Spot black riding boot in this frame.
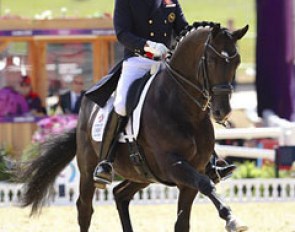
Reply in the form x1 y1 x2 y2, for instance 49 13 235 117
206 150 236 184
93 110 127 188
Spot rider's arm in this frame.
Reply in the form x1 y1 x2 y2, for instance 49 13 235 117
173 0 189 35
114 0 147 55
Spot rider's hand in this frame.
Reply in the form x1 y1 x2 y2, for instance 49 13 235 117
144 40 169 60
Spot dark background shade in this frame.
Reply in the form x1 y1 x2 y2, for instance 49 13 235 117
256 0 294 120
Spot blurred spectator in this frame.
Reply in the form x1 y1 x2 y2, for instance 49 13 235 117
226 18 237 88
226 18 235 32
19 75 46 115
0 64 29 117
57 75 85 114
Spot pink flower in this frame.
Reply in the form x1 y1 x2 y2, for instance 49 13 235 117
32 115 78 143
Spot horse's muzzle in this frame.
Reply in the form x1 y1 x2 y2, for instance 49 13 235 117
212 109 231 124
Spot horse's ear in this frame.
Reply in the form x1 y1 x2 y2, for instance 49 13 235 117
231 25 249 41
211 23 221 39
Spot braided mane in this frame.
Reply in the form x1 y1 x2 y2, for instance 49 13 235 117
169 21 230 58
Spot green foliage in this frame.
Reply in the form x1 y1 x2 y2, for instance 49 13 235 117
0 143 40 182
232 161 276 179
0 147 13 181
2 0 115 18
21 142 40 162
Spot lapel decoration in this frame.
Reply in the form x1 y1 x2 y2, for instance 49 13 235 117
168 12 176 23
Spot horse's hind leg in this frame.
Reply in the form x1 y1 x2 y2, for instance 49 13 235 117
113 180 149 232
175 187 198 232
168 160 248 232
76 144 98 232
76 174 96 232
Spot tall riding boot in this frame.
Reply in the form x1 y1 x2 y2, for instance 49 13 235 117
93 109 127 188
206 150 236 184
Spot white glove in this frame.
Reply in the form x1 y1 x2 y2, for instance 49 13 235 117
144 40 169 59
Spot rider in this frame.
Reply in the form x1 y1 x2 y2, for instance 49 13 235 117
93 0 236 187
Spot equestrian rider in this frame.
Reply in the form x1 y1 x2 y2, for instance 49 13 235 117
93 0 236 187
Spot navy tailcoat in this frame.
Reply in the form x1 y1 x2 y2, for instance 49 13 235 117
114 0 188 59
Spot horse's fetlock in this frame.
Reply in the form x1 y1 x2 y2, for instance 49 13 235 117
219 205 231 220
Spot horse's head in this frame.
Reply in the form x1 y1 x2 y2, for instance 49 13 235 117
167 22 248 124
206 24 248 123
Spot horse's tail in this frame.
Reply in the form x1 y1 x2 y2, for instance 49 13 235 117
19 128 77 215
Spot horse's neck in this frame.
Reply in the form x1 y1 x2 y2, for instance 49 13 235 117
169 30 208 81
154 69 208 126
163 31 209 122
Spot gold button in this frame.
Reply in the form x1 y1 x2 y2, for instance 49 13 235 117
148 20 153 24
150 32 154 37
164 33 167 37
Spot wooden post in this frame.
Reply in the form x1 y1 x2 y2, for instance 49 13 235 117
101 39 110 76
93 38 102 82
33 40 47 106
28 41 37 92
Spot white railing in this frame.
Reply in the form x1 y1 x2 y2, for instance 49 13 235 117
1 179 294 207
263 109 295 145
215 144 275 160
215 127 284 143
215 127 281 160
214 110 295 161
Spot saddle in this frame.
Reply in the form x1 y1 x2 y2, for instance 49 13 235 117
85 59 156 115
87 61 161 182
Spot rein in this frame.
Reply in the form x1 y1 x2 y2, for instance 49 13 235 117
165 62 211 111
165 31 237 111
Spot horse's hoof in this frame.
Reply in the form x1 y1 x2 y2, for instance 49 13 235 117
94 182 106 189
225 217 248 232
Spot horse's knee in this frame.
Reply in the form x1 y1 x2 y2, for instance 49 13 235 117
113 185 121 201
113 181 130 203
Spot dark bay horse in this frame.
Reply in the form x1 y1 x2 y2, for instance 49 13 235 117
19 23 249 232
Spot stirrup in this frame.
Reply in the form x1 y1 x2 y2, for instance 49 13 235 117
93 161 114 189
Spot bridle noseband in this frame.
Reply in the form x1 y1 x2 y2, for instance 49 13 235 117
165 31 238 111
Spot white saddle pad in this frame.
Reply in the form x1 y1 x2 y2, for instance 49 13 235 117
91 69 158 143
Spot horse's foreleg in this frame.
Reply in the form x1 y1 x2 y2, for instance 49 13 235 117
113 180 149 232
175 187 198 232
169 160 248 232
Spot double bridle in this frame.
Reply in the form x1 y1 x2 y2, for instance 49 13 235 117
165 32 238 111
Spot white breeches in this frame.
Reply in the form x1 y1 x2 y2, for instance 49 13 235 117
114 56 159 116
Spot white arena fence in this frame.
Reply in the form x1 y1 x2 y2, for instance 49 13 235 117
0 178 294 207
214 110 295 161
1 111 294 208
215 127 281 161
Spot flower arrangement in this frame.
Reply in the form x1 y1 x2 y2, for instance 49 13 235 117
32 114 78 143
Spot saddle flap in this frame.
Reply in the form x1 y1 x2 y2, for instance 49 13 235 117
91 62 161 142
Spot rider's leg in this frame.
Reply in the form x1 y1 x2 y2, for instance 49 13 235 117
93 109 128 186
206 150 236 184
93 57 158 188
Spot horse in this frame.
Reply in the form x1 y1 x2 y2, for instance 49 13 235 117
19 22 249 232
